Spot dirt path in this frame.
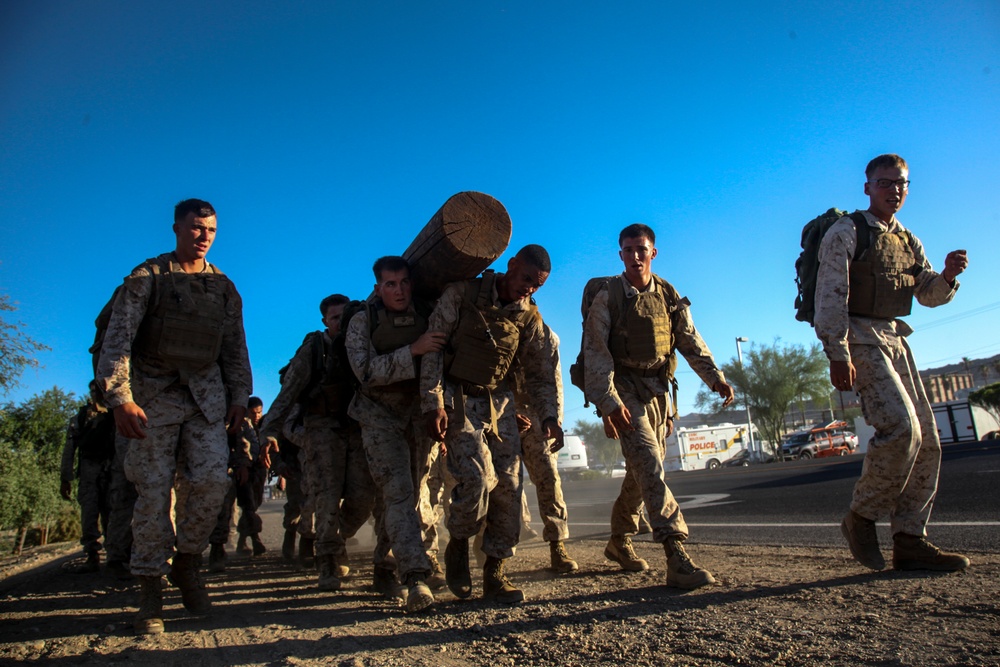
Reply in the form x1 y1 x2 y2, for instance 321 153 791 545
1 537 997 666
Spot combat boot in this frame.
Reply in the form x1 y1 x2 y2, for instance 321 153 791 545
236 535 251 556
604 534 649 572
167 552 212 615
281 528 297 562
426 553 446 590
81 550 101 573
372 566 404 599
317 555 341 592
549 540 579 574
207 544 227 573
664 538 716 589
335 553 351 579
444 537 472 599
893 533 970 572
483 556 524 604
251 535 267 556
840 510 885 570
107 559 134 581
134 575 164 635
298 536 316 569
405 573 434 613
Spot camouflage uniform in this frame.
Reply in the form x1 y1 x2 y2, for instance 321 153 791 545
210 417 264 545
346 307 433 580
420 279 560 559
60 405 114 556
815 211 957 536
95 253 252 577
259 331 374 561
419 441 449 556
512 325 569 542
584 274 725 543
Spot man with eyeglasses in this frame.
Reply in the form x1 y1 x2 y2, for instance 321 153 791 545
814 154 970 573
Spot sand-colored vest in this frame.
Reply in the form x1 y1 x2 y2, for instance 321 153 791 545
608 276 674 366
848 227 919 319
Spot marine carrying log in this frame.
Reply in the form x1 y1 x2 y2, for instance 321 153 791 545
402 191 512 301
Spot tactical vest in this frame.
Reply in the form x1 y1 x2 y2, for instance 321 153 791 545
368 300 430 392
303 332 355 419
608 275 675 367
446 271 536 391
848 226 920 319
76 405 116 462
134 258 229 378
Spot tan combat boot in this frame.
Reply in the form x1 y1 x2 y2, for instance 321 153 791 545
444 537 472 599
664 537 716 589
281 528 297 562
893 534 970 572
372 566 404 599
251 535 267 557
549 540 579 574
134 575 164 635
405 573 435 613
483 556 524 604
236 535 251 556
318 555 342 592
167 552 211 615
841 510 885 570
604 534 649 572
334 553 351 579
426 553 446 590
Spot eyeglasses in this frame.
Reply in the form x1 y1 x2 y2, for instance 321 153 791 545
872 178 910 191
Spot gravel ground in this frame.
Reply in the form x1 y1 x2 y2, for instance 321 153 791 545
0 537 997 667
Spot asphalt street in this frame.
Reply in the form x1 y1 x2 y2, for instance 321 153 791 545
259 440 1000 558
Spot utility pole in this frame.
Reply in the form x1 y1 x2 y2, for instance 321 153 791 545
735 337 757 459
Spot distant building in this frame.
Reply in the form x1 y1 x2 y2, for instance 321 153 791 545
924 373 974 403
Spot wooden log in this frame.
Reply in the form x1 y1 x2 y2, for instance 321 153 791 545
402 191 512 301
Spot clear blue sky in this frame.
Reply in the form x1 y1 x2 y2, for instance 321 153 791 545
2 1 998 425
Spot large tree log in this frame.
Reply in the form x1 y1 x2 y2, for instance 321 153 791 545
402 191 512 301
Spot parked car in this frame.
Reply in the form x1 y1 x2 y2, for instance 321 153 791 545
781 421 857 460
723 449 777 467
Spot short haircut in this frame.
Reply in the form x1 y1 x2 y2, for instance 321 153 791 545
514 244 551 272
174 198 216 222
865 154 908 178
247 396 263 409
372 256 410 282
319 294 350 316
619 223 655 247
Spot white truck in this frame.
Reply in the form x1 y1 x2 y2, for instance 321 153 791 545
664 423 750 471
555 434 589 479
854 399 1000 451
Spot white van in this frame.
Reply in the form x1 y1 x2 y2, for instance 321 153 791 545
556 434 588 479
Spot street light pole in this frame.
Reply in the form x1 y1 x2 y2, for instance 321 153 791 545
735 337 757 459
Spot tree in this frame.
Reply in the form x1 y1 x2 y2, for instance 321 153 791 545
0 294 50 397
694 340 830 457
572 419 621 476
969 382 1000 427
0 387 80 553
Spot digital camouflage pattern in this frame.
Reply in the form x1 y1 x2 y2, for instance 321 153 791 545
583 273 725 544
815 212 958 536
61 407 113 554
346 308 433 580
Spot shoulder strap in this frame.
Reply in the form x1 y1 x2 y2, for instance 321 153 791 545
848 212 872 260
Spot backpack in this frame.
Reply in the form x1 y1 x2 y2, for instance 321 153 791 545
794 209 870 325
88 256 168 409
568 276 679 415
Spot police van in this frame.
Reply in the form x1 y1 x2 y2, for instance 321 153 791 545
664 423 752 471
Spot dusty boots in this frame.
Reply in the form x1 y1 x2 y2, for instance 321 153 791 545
483 556 524 604
604 534 649 572
425 552 446 590
841 510 885 570
134 575 164 635
664 538 716 589
167 552 211 615
372 566 404 599
444 537 472 599
318 555 341 592
298 536 316 569
405 573 434 613
893 534 970 572
81 550 101 573
251 535 267 557
549 540 579 574
282 529 297 562
208 544 227 573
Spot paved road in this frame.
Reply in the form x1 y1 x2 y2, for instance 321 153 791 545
259 440 1000 557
